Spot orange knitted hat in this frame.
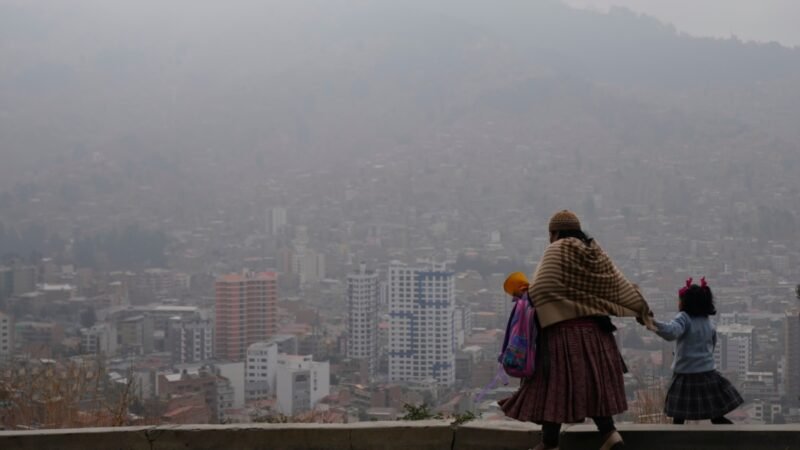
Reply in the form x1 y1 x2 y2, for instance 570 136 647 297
503 272 530 297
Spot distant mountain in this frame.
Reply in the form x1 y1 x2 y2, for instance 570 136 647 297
0 0 798 186
421 0 800 87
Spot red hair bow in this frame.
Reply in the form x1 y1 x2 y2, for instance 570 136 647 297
679 277 709 297
678 277 692 297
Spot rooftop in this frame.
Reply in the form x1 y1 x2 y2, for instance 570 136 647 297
217 271 278 283
1 421 798 450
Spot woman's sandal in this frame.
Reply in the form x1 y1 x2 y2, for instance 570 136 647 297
599 430 625 450
530 444 558 450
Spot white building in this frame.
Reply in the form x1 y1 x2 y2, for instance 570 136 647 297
742 371 779 400
166 316 213 364
745 400 782 424
453 305 473 348
216 377 236 423
269 207 288 236
270 334 299 355
293 247 326 286
347 263 379 378
0 311 12 362
215 362 245 410
276 354 330 416
715 324 754 380
246 341 279 402
388 262 456 387
80 323 118 356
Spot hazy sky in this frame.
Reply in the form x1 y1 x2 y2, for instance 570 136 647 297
564 0 800 47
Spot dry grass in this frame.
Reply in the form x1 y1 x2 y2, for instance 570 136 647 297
0 359 136 430
252 409 345 424
631 381 670 424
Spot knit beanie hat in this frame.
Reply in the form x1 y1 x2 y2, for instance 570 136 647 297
503 272 530 297
548 210 582 232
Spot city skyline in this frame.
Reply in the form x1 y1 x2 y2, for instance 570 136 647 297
1 0 799 430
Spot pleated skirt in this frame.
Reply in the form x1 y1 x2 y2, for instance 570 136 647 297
664 371 743 420
499 318 628 424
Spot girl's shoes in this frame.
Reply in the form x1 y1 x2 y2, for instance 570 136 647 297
600 430 625 450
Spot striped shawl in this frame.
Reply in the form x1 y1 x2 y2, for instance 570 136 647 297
528 237 653 328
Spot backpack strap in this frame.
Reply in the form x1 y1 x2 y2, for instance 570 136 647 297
524 290 534 308
474 364 510 404
499 299 519 358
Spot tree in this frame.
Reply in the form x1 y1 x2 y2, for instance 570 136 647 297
0 360 135 429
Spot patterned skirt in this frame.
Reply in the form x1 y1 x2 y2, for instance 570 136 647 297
664 371 744 420
499 318 628 424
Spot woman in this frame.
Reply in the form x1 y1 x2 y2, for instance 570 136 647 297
500 210 654 450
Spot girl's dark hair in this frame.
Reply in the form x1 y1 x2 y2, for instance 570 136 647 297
554 229 594 246
679 285 717 317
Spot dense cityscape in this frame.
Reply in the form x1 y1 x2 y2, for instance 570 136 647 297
1 0 800 432
1 144 798 427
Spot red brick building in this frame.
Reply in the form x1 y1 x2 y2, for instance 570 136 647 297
214 272 277 362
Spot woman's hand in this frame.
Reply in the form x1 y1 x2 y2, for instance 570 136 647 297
636 309 656 330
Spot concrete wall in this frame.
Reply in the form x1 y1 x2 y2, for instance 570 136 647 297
0 421 799 450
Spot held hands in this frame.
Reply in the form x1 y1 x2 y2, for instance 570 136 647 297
636 309 658 331
631 282 658 331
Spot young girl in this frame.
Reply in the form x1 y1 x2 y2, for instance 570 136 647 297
503 271 530 299
651 277 743 424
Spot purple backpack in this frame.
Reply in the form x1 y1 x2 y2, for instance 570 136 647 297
499 293 538 378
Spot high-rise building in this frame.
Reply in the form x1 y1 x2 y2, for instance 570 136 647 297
0 267 12 299
388 262 456 387
715 324 754 381
275 354 330 416
268 207 287 236
0 311 13 362
347 263 379 378
107 280 129 307
133 268 188 303
213 362 245 413
117 315 155 356
245 341 278 402
215 271 278 362
270 334 299 355
292 248 326 286
742 371 779 401
80 323 118 356
15 321 62 357
11 266 37 296
215 377 236 423
453 305 473 348
166 316 214 364
785 310 800 407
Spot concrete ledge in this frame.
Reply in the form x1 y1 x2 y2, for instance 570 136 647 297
562 424 800 450
349 420 454 450
0 421 454 450
0 426 153 450
1 422 799 450
454 420 540 450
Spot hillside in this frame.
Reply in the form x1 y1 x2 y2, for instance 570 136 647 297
0 0 798 221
